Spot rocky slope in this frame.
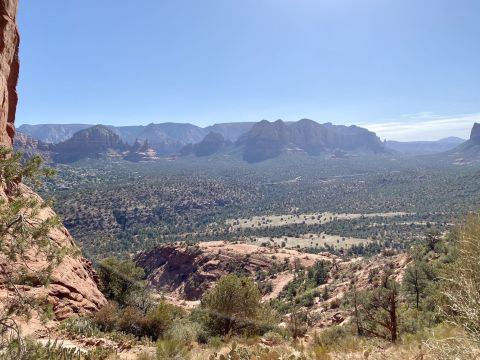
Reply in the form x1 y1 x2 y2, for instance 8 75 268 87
447 123 480 160
0 0 106 320
135 240 408 329
135 241 339 301
385 137 465 156
13 131 53 159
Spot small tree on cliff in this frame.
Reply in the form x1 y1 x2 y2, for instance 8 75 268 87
97 257 147 309
402 251 435 310
356 271 400 343
201 274 266 335
0 148 61 356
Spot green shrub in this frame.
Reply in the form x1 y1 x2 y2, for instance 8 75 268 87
92 300 181 341
201 274 276 336
142 301 178 340
312 325 361 353
135 352 156 360
262 330 284 345
93 302 119 333
164 320 201 346
60 317 99 337
314 326 349 348
156 338 189 360
97 258 146 307
117 306 144 338
1 337 115 360
208 336 223 350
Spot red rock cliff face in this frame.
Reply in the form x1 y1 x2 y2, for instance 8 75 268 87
0 0 19 148
0 0 107 319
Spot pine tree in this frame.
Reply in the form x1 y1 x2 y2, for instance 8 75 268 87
0 148 62 356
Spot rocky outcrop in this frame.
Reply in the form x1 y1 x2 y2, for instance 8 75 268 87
135 241 337 301
53 125 130 163
13 131 53 160
124 139 159 162
0 0 19 149
448 123 480 160
0 187 107 320
0 0 106 319
470 123 480 144
180 132 230 157
237 119 385 163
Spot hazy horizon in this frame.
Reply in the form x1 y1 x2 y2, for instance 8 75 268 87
16 115 473 143
16 0 479 142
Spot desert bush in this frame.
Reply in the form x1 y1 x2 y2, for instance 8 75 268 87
441 215 480 337
142 301 178 340
135 352 156 360
207 336 223 350
60 317 100 337
201 274 275 336
93 302 119 333
117 306 145 338
287 310 308 339
97 258 147 308
164 320 201 346
262 330 285 345
92 300 179 340
156 338 190 360
0 337 115 360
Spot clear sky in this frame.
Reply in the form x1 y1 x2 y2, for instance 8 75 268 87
16 0 480 141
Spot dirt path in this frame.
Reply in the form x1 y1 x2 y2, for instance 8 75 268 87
263 272 294 301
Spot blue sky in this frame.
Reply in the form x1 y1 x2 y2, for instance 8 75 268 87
16 0 480 140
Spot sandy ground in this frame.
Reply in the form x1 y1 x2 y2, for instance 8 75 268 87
226 211 412 230
250 233 369 250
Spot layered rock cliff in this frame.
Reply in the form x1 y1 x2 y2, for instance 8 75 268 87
0 0 19 148
237 119 385 163
0 0 106 319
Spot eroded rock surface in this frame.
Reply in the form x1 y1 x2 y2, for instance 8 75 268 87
0 0 19 149
0 0 106 319
135 241 338 301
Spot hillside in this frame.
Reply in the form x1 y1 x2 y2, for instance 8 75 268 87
385 137 465 155
442 123 480 165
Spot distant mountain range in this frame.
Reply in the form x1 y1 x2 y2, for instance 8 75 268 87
17 124 93 144
17 122 255 155
16 120 477 164
15 125 159 163
182 119 386 163
385 137 465 156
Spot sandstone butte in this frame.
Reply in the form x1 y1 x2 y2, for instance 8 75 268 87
0 0 107 320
